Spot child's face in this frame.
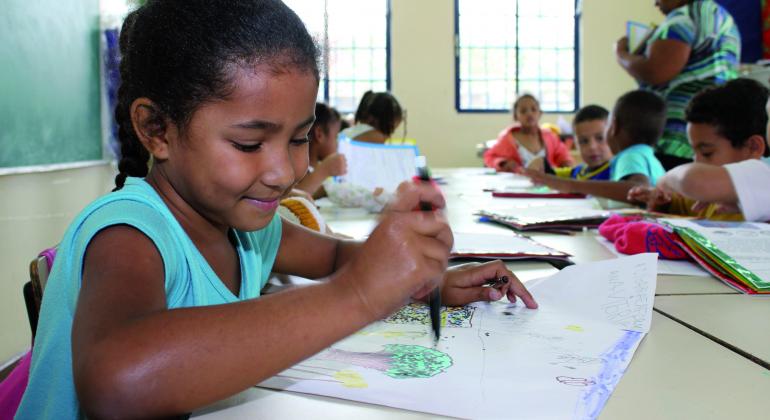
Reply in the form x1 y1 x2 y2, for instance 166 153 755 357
318 119 341 158
574 119 613 168
514 97 542 129
165 66 318 231
687 122 757 166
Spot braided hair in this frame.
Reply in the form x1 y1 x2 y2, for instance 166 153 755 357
113 0 320 190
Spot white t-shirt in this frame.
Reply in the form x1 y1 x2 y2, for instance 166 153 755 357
724 158 770 222
517 142 546 167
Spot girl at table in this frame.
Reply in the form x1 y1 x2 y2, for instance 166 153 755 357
484 94 574 172
17 1 536 418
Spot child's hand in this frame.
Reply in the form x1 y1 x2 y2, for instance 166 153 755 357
441 261 538 308
628 186 670 210
498 160 519 173
337 181 452 320
318 153 347 177
521 168 566 190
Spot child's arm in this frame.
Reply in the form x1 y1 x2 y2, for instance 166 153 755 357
627 185 672 211
294 152 347 196
655 162 737 203
483 138 518 172
73 183 536 418
524 169 649 203
72 183 450 418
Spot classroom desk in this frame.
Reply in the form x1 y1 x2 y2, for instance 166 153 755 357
194 312 770 419
195 168 768 419
654 294 770 368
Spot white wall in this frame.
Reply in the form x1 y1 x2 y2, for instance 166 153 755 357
0 164 115 361
0 0 662 363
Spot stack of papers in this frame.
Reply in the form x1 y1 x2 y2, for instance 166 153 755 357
489 185 586 199
661 219 770 294
477 206 611 233
451 231 570 261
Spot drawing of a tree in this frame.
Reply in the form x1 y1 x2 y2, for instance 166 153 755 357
320 344 453 379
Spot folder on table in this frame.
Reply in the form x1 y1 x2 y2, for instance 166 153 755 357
661 219 770 294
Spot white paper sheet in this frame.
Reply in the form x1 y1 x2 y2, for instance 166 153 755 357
596 236 711 277
452 231 570 259
661 219 770 283
336 138 419 192
259 254 658 419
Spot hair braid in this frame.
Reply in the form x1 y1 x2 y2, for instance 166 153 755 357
112 10 149 191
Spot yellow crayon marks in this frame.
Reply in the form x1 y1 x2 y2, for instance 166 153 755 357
356 330 427 339
334 370 368 388
565 325 584 333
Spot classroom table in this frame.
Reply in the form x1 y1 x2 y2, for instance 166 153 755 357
194 312 770 419
654 294 770 368
195 168 767 419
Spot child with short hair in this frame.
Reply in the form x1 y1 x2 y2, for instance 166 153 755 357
295 102 347 197
551 104 613 180
629 78 768 219
17 1 536 418
636 78 770 221
341 90 404 144
484 94 574 172
524 90 666 202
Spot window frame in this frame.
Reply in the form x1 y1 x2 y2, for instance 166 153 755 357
453 0 580 114
313 0 393 113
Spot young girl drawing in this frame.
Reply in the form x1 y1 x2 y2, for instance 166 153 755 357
484 94 574 172
17 1 536 418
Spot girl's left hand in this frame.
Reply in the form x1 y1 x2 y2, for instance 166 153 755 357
440 261 538 308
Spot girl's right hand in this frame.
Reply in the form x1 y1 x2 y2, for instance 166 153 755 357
335 181 452 320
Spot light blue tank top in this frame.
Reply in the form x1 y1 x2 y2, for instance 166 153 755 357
16 177 282 419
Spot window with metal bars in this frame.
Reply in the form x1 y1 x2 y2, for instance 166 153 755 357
283 0 391 113
455 0 578 113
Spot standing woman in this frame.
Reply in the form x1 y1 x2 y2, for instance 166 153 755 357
615 0 741 170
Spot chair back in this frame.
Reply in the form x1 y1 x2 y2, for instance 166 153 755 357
23 250 54 339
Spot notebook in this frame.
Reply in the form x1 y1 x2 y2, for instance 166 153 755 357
335 137 419 192
627 21 654 54
660 219 770 294
451 231 570 261
477 206 611 233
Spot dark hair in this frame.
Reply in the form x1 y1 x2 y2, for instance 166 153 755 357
686 78 769 156
358 91 404 137
310 102 340 142
354 91 375 124
512 94 540 114
113 0 320 190
612 90 666 146
573 104 609 125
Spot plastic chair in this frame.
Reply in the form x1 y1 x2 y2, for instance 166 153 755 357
23 252 52 339
2 248 55 417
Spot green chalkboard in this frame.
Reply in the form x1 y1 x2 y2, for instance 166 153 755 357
0 0 102 168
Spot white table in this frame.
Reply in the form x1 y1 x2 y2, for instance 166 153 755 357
654 294 770 368
196 168 768 419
